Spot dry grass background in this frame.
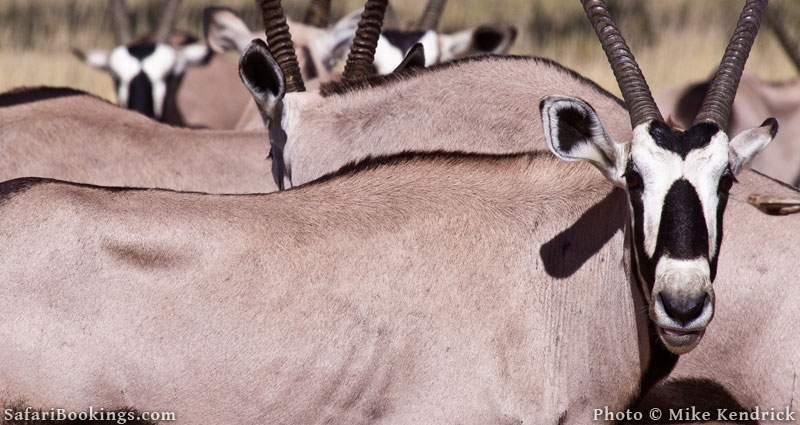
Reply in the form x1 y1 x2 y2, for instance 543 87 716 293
1 0 800 102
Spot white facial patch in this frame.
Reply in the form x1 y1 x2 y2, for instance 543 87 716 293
142 44 178 118
630 125 730 260
683 131 730 259
108 47 142 107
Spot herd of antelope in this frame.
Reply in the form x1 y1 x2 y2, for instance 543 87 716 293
0 0 798 424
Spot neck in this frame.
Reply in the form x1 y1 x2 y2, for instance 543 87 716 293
623 223 678 399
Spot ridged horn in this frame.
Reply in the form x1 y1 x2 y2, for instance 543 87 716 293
304 0 331 28
581 0 662 129
342 0 389 82
418 0 447 31
111 0 133 45
694 0 768 131
766 5 800 74
155 0 182 43
258 0 306 92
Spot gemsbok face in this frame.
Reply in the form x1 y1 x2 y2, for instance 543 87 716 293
209 0 516 81
73 0 208 120
542 0 775 354
373 25 517 73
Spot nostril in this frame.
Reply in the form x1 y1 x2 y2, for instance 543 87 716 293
659 293 708 325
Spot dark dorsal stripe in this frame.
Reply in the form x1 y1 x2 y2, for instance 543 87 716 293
0 86 107 108
128 72 155 117
382 30 427 52
649 121 719 159
127 42 158 60
320 55 626 107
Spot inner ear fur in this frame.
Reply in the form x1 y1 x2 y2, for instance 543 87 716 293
540 95 627 185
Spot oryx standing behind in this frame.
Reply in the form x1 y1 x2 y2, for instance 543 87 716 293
204 0 516 86
658 4 800 187
73 0 211 124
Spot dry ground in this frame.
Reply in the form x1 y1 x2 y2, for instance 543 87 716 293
1 0 799 101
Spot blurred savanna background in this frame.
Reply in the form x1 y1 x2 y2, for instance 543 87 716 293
1 0 799 101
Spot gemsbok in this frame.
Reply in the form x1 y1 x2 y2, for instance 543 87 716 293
657 5 800 187
244 0 779 354
0 1 784 424
73 0 212 125
204 0 517 84
71 0 333 129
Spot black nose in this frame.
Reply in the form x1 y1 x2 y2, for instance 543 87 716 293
659 292 708 325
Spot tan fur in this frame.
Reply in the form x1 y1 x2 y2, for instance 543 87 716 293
275 56 631 186
0 155 647 425
0 90 275 193
168 53 252 130
658 73 800 187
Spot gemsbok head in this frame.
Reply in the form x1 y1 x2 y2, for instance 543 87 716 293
73 0 209 120
212 0 516 81
374 0 517 73
541 0 776 353
205 0 360 83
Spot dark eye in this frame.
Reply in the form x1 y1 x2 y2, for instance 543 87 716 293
624 167 644 192
718 168 736 195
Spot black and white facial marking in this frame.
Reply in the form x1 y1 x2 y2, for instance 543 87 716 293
109 42 177 119
540 95 778 354
77 40 208 120
371 26 516 74
626 121 732 350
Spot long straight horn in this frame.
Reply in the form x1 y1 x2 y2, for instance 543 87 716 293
258 0 306 92
111 0 132 44
155 0 182 43
342 0 389 82
304 0 331 28
766 6 800 73
694 0 768 131
418 0 447 31
581 0 662 129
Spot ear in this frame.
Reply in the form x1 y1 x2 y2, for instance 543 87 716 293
540 95 628 186
728 118 778 175
438 25 518 62
438 30 474 62
175 42 210 74
203 6 255 53
470 25 518 54
393 43 426 73
239 40 286 120
72 48 110 70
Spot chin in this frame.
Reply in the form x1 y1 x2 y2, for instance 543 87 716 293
658 326 705 355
